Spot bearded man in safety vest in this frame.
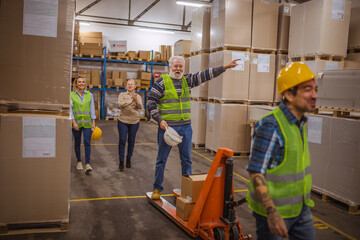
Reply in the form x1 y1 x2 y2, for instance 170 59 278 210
246 62 318 240
147 55 239 200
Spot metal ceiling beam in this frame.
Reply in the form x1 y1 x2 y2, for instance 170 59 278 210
131 0 160 23
76 0 102 16
76 19 190 33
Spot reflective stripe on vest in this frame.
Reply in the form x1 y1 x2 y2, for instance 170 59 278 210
246 107 314 219
71 91 92 128
158 74 191 121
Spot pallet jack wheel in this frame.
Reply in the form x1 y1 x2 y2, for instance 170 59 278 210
229 225 240 240
213 227 226 240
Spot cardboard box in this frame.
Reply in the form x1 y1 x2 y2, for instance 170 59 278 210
248 53 276 102
134 79 142 88
126 51 137 58
79 70 91 84
184 57 190 74
346 53 360 62
78 37 103 44
108 40 127 52
181 174 207 203
274 54 288 102
139 71 152 80
210 0 252 50
206 104 251 153
344 60 360 70
208 50 250 101
348 7 360 49
308 114 360 205
114 78 124 87
277 3 292 52
141 79 151 86
191 7 210 53
138 50 151 60
176 197 195 221
191 101 207 145
174 40 191 56
304 60 344 75
91 69 101 86
289 0 351 57
316 70 360 110
0 0 74 106
189 54 210 99
252 0 279 50
79 32 102 38
166 45 172 60
0 114 71 223
72 65 79 73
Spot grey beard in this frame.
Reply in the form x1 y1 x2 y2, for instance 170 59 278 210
169 71 183 79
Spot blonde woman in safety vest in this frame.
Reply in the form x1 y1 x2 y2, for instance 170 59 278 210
246 62 318 239
71 76 96 174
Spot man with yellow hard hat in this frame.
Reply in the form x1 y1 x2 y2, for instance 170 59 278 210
246 62 318 239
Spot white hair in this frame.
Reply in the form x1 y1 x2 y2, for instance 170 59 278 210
168 55 185 66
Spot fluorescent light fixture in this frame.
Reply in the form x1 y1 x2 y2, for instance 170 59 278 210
139 28 175 34
79 22 90 26
176 0 211 7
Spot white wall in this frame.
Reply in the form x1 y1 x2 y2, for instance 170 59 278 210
79 22 191 52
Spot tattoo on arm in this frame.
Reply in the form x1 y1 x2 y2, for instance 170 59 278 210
253 175 266 187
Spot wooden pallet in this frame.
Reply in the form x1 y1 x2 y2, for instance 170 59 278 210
0 101 70 116
191 97 208 102
153 59 168 63
192 143 205 149
276 50 288 55
312 186 359 215
347 48 360 54
107 55 130 61
105 117 117 121
211 46 251 53
289 55 345 62
88 84 101 89
0 220 68 235
251 48 277 55
205 148 250 157
78 53 104 59
140 117 148 121
207 99 248 104
314 107 360 119
190 50 210 56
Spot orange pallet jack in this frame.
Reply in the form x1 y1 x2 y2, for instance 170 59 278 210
146 148 251 240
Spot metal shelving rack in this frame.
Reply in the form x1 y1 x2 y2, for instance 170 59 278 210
72 47 168 120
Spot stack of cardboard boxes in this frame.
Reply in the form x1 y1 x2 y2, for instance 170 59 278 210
0 0 74 234
138 71 152 90
176 174 207 221
79 32 103 56
106 71 127 88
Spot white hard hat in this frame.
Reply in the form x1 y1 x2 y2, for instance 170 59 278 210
164 127 183 146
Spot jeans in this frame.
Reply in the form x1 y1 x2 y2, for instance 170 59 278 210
153 124 192 192
72 127 92 164
117 120 139 162
253 204 316 240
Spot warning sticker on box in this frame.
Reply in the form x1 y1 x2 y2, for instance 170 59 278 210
23 0 58 38
307 116 322 144
23 117 56 158
332 0 345 21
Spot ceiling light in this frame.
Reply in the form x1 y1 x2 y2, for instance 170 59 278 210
139 28 175 34
176 0 211 8
79 22 90 26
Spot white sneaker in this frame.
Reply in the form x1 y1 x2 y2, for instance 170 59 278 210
77 162 83 170
85 164 93 174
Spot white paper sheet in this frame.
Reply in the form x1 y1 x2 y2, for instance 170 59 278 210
232 52 246 71
23 0 58 37
208 103 215 121
307 116 323 144
257 54 270 73
23 117 56 158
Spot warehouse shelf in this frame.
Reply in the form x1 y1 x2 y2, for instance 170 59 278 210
72 47 168 120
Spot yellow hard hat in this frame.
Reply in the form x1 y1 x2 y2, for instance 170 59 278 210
277 62 316 94
91 126 102 141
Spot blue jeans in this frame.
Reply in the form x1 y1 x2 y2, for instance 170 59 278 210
153 124 192 192
117 120 139 162
253 204 316 240
72 127 92 164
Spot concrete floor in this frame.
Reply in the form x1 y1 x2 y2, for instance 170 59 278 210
1 120 359 240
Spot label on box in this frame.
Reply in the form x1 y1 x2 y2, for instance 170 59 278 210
23 0 58 38
332 0 345 21
281 59 287 66
208 103 215 121
186 196 192 202
201 103 207 110
232 52 246 71
257 54 270 73
307 116 323 144
23 117 56 158
284 6 290 14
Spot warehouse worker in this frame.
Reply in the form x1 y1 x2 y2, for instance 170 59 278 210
71 76 96 174
147 55 240 200
246 62 317 240
117 79 143 171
